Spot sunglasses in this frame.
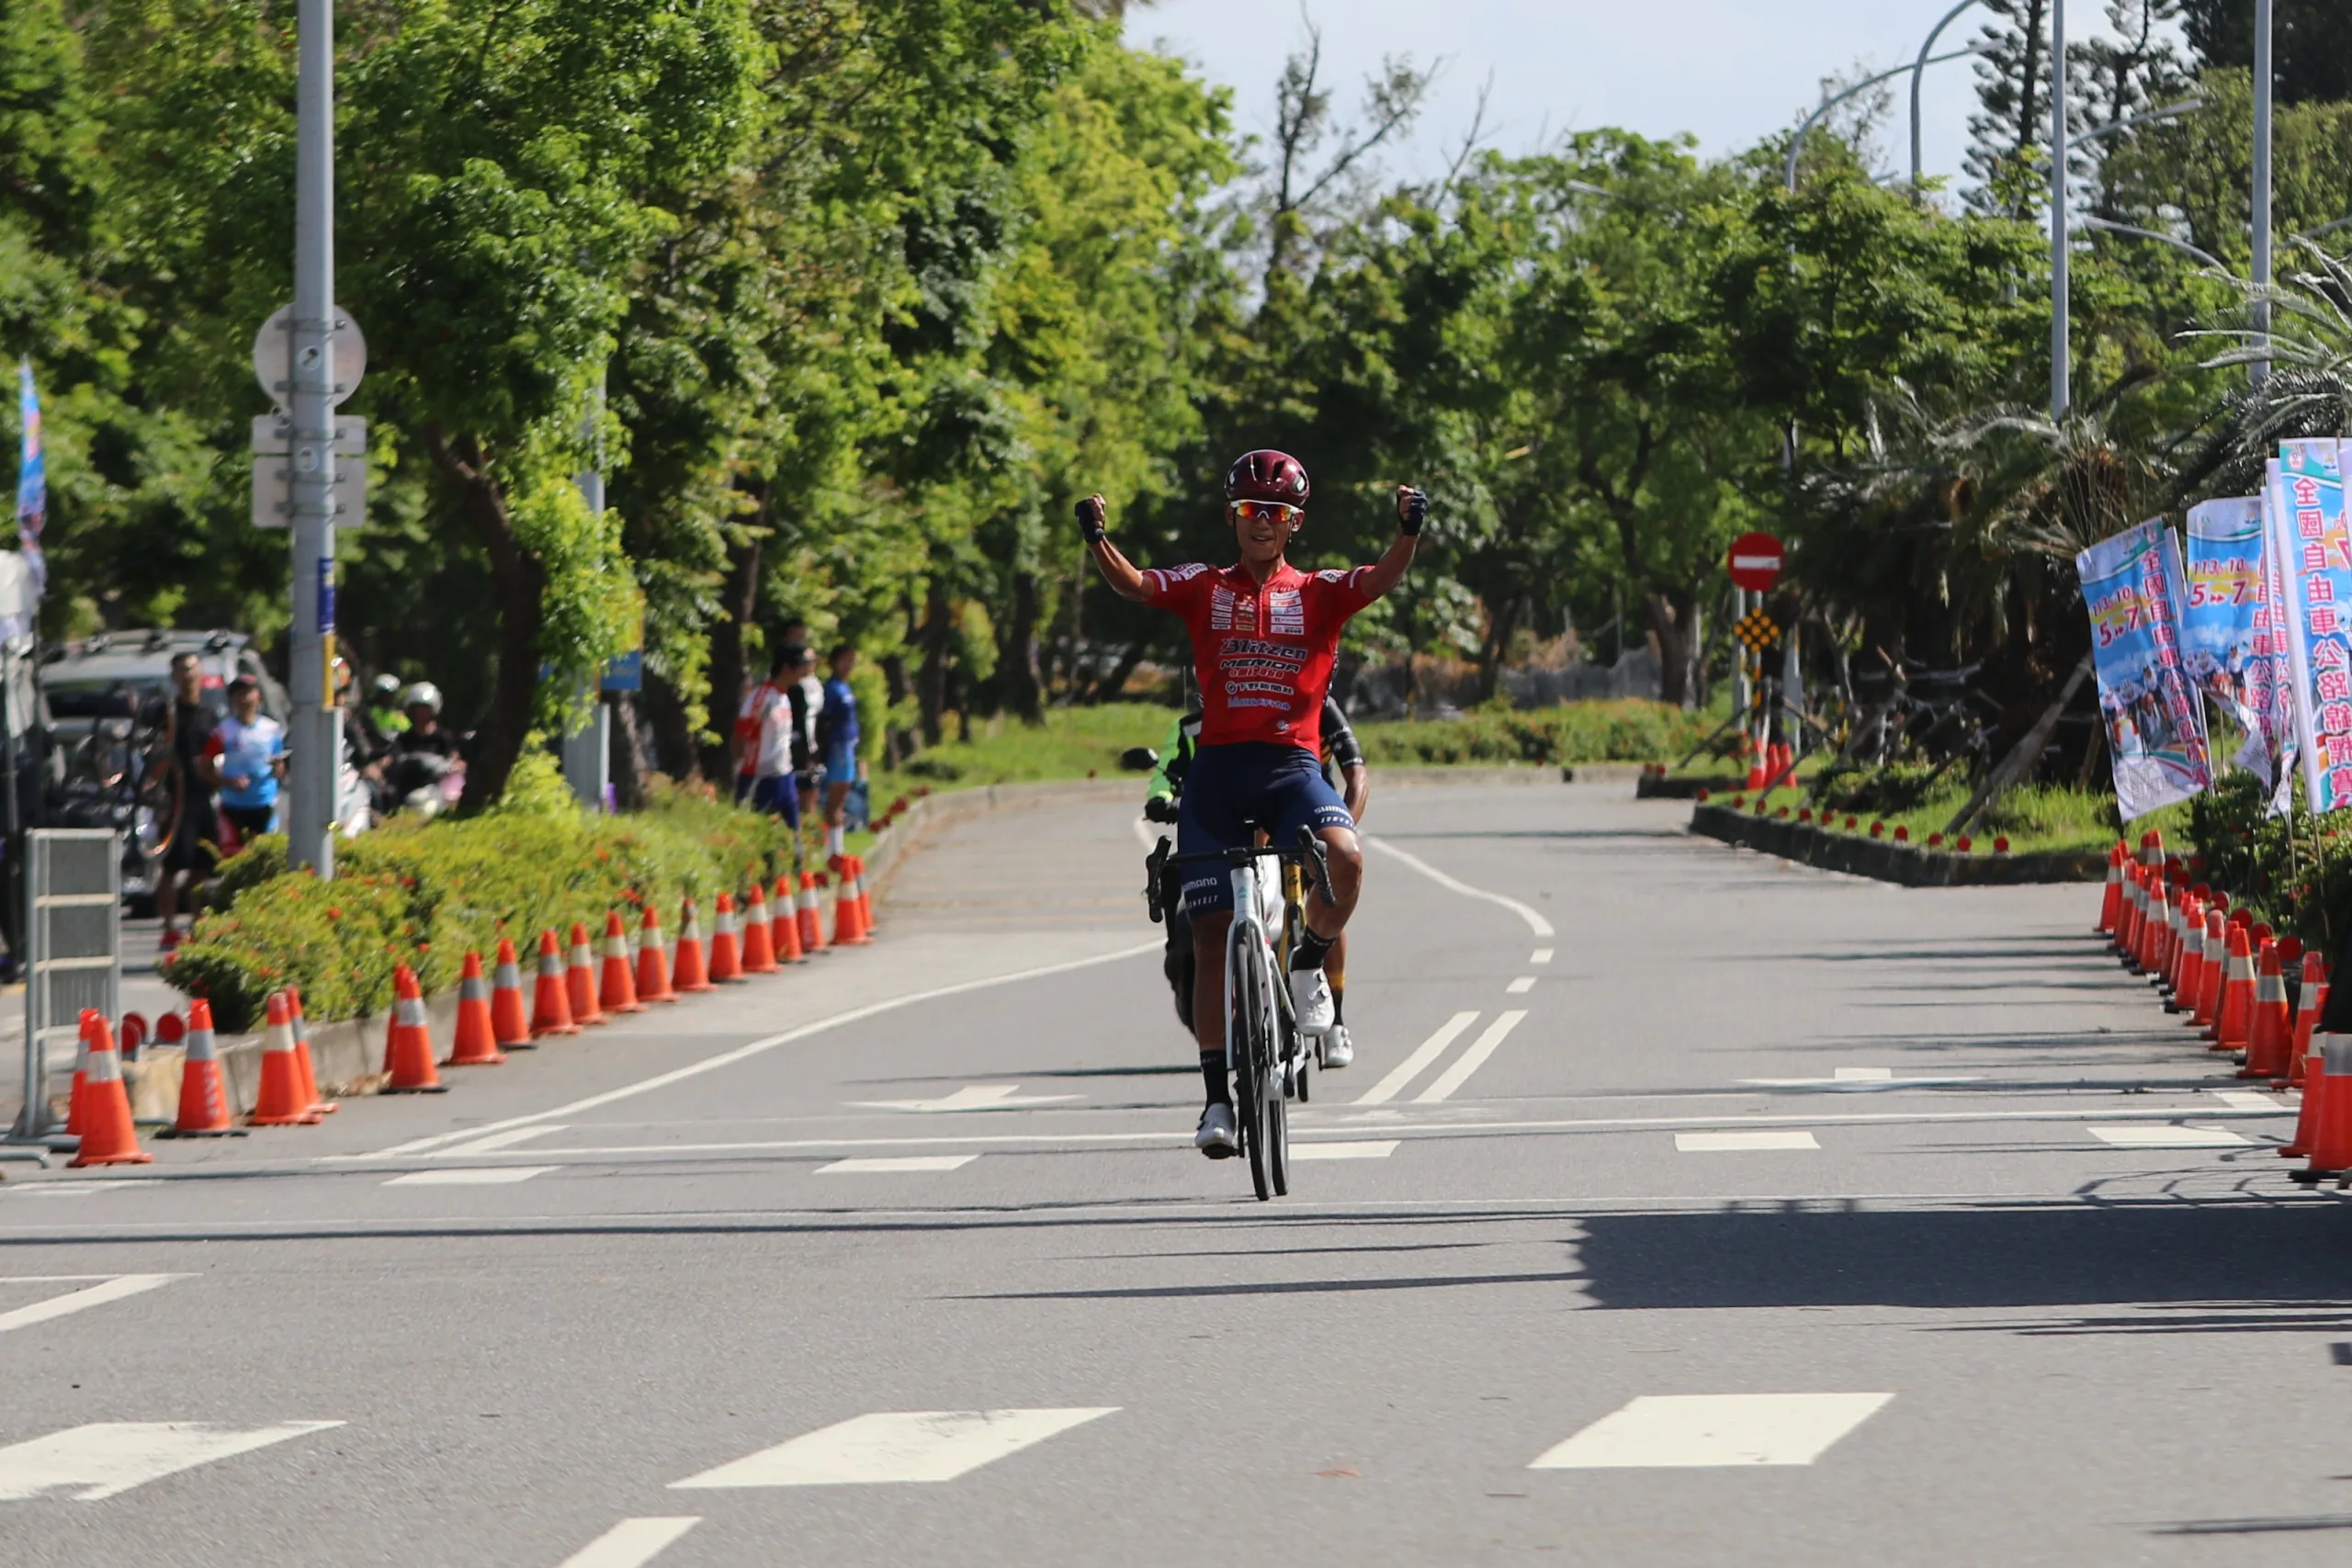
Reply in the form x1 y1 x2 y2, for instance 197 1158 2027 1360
1230 501 1303 525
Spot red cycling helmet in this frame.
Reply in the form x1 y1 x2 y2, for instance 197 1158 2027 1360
1225 450 1310 506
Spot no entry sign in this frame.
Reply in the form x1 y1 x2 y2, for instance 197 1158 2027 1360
1726 531 1784 593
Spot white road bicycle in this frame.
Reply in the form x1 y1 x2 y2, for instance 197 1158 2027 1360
1149 827 1335 1201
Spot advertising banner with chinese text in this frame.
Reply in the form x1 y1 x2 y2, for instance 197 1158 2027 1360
2182 497 2267 761
2077 517 2213 820
2272 439 2352 813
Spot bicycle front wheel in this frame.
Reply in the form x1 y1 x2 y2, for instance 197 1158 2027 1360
1233 938 1275 1202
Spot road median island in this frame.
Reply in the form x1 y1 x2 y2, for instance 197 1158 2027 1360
1686 801 2107 886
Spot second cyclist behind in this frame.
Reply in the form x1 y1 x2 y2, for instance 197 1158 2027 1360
1082 450 1425 1156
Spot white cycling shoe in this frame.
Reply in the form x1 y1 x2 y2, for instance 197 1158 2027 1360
1290 967 1335 1034
1320 1023 1353 1068
1195 1102 1238 1158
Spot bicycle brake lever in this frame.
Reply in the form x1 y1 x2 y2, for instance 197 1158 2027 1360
1143 838 1169 925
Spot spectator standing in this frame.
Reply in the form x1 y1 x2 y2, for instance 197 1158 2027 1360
156 652 218 949
819 645 861 863
206 676 285 852
782 636 825 832
739 651 802 829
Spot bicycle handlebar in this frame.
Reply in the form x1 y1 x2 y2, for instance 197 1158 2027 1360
1159 827 1338 908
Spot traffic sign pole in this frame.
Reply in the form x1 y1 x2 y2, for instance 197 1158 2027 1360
288 0 340 877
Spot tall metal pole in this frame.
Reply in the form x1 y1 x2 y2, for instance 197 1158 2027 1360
562 374 611 808
2049 0 2070 418
288 0 340 875
1912 0 1982 188
2250 0 2274 389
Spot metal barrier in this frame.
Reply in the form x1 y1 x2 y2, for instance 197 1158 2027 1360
6 829 119 1151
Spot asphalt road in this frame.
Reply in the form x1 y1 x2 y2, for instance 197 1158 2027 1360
2 778 2347 1567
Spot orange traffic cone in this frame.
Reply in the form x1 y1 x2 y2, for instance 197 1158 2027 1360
636 905 676 1002
2286 1031 2331 1157
2242 940 2292 1078
447 951 505 1066
1743 734 1766 791
2291 956 2328 1085
163 998 237 1137
381 965 448 1094
490 938 534 1050
251 992 323 1124
2116 867 2144 963
773 876 805 963
2294 1038 2352 1182
67 1013 151 1168
672 897 714 993
2167 896 2203 1012
531 929 580 1035
740 884 778 974
600 910 644 1013
2212 923 2256 1052
831 863 868 946
854 855 875 937
708 894 745 982
65 1010 94 1136
2097 842 2124 934
286 987 337 1115
797 872 826 954
2136 873 2167 975
567 922 606 1026
2190 910 2226 1028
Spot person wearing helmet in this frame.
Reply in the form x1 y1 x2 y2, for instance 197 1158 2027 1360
362 672 410 750
390 682 463 767
1082 451 1427 1157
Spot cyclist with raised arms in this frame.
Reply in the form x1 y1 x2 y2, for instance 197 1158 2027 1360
1081 451 1425 1156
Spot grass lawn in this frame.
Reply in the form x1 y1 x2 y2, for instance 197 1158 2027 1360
1723 778 2179 859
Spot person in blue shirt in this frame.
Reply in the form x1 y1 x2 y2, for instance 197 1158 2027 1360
203 676 287 848
818 645 861 863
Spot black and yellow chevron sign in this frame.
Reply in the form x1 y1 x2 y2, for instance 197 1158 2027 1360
1734 607 1779 654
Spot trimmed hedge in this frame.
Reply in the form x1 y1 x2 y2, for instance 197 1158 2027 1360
165 763 798 1032
1355 700 1713 767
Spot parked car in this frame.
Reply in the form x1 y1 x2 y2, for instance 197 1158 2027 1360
37 630 289 910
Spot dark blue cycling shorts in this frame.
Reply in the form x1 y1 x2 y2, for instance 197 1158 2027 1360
1176 741 1355 915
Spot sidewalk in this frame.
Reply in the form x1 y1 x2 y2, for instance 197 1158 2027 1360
0 914 183 1128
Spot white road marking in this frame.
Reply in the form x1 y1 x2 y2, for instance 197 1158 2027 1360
1739 1075 1982 1089
1416 1010 1529 1103
556 1517 701 1568
1530 948 1554 964
1290 1141 1398 1160
1506 976 1536 994
6 1182 161 1197
0 1421 344 1501
1355 1012 1481 1105
1363 835 1554 936
1834 1067 1893 1081
671 1408 1118 1488
0 1274 184 1336
1530 1393 1894 1469
1677 1131 1819 1152
2090 1125 2249 1148
818 1156 978 1174
384 1167 557 1186
355 939 1162 1158
2216 1090 2282 1112
435 1125 570 1157
850 1085 1079 1113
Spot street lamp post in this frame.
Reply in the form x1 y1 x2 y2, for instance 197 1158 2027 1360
1787 51 1981 197
288 0 341 876
2251 0 2273 388
1911 0 1983 189
2049 0 2070 419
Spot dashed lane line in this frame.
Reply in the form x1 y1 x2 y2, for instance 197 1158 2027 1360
351 938 1161 1159
435 1125 570 1157
670 1408 1118 1488
1289 1141 1398 1160
1355 1012 1481 1106
0 1275 185 1336
1506 976 1536 994
818 1156 978 1174
849 1085 1079 1113
2089 1124 2250 1148
1415 1011 1530 1103
1530 948 1554 964
384 1167 558 1186
0 1421 344 1501
556 1517 700 1568
1677 1131 1820 1152
1529 1393 1894 1470
1363 836 1554 936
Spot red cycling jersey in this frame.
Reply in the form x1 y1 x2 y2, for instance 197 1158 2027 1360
1141 559 1375 753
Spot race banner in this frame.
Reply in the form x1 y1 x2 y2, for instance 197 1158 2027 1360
2181 496 2264 734
2252 468 2298 806
2077 516 2212 820
11 357 42 599
2272 438 2352 813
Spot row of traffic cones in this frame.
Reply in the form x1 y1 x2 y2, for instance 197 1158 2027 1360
2096 831 2352 1184
83 863 881 1160
1743 737 1799 794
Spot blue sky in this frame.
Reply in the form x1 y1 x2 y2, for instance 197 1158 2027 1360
1123 0 2180 197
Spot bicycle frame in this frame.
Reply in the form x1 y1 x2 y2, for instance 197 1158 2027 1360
1222 855 1292 1078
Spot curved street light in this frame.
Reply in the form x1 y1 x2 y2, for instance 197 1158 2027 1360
1911 0 1983 188
2067 98 2202 151
2075 214 2226 272
1788 48 1983 195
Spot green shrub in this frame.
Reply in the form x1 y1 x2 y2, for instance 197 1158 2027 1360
1355 701 1711 766
165 780 799 1032
2187 769 2352 944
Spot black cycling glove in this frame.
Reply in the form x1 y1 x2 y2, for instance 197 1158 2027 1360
1398 487 1429 536
1077 496 1107 544
1143 794 1179 824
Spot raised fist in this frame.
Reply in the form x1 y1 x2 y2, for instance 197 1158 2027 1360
1397 485 1429 536
1076 494 1108 543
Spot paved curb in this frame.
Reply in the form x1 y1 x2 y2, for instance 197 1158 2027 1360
1689 802 2106 886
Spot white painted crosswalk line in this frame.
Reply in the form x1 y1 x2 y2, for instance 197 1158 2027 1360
1530 1393 1893 1469
851 1085 1079 1113
1506 976 1536 994
1290 1141 1398 1161
0 1275 184 1337
0 1421 344 1501
1530 948 1554 964
1356 1011 1480 1105
818 1156 978 1174
1834 1066 1893 1081
2216 1090 2287 1113
556 1517 700 1568
671 1408 1117 1488
384 1167 557 1186
1415 1010 1529 1103
435 1125 570 1158
2090 1124 2249 1148
1676 1131 1819 1152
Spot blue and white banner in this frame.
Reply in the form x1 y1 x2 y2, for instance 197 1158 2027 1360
2273 438 2352 814
11 358 42 601
2078 516 2212 821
